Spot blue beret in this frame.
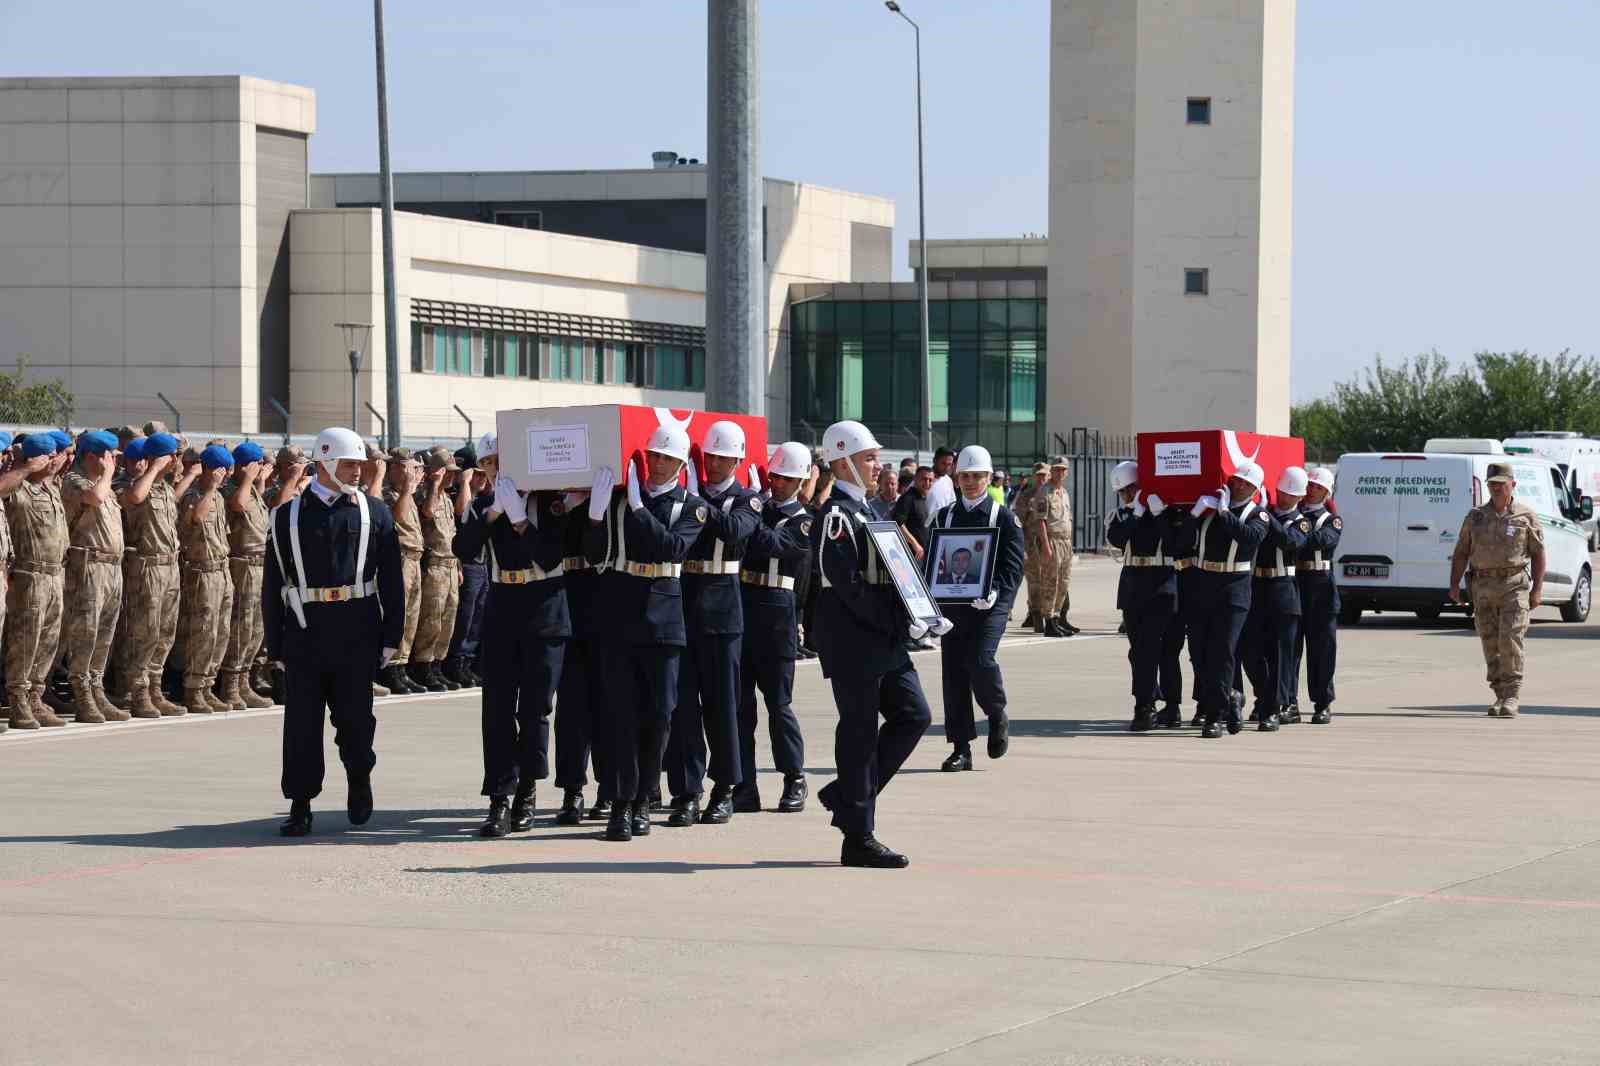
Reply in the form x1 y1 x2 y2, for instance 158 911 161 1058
233 441 265 466
77 430 118 456
48 429 73 450
124 436 147 462
144 433 179 458
200 444 234 470
20 434 57 459
0 431 12 450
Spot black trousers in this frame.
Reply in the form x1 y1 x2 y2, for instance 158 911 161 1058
665 633 743 798
596 643 681 804
1123 607 1175 706
554 636 608 797
1241 606 1300 711
829 663 931 836
448 562 489 663
738 647 804 783
280 604 380 802
1193 606 1250 723
478 599 564 796
940 607 1008 746
1158 612 1186 705
1295 579 1339 707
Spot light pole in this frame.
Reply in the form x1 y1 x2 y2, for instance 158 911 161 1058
374 0 402 448
336 322 374 432
886 0 932 464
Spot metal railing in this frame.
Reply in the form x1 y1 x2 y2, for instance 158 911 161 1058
1053 428 1135 553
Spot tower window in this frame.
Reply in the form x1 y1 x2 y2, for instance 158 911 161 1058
1184 268 1209 296
1186 97 1211 125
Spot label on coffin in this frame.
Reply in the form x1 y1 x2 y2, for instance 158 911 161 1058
1154 441 1202 476
525 425 591 475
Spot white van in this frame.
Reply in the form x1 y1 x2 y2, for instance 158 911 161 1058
1502 432 1600 549
1333 438 1593 624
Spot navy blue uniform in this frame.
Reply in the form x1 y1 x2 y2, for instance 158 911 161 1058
933 496 1024 748
1106 502 1182 708
555 513 608 800
1182 499 1270 728
736 494 813 790
666 479 762 800
583 483 705 805
810 486 931 836
1293 505 1342 709
453 490 570 797
1240 508 1307 716
448 498 489 672
264 487 405 802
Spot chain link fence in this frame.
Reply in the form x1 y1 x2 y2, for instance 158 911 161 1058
1054 428 1135 554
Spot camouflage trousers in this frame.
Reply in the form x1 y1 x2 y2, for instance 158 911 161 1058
5 565 63 694
222 558 265 673
179 565 233 687
113 557 180 695
1023 548 1043 614
1036 533 1075 617
62 553 121 684
413 555 460 663
1472 575 1529 699
390 554 423 665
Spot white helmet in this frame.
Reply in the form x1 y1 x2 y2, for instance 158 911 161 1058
821 419 882 459
955 445 993 475
1308 466 1336 492
768 441 812 480
314 427 365 495
477 431 498 460
645 424 691 464
1231 460 1264 490
1111 461 1139 492
1276 465 1308 497
702 420 746 460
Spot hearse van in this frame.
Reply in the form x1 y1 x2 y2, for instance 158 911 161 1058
1502 432 1600 549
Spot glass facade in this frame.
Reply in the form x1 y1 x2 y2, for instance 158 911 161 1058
790 296 1046 471
411 323 705 392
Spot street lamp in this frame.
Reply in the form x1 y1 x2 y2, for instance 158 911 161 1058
885 0 933 464
336 321 374 431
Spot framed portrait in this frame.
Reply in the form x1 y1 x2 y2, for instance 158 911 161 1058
924 527 998 603
863 521 945 627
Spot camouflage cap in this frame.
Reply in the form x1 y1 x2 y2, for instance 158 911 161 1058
422 445 455 472
275 445 306 466
1050 455 1070 468
114 425 140 444
387 446 415 464
181 446 201 467
1486 462 1515 483
365 443 385 461
141 420 170 437
1032 462 1049 474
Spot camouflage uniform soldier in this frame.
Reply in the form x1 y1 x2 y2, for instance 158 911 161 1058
3 433 69 728
1014 463 1047 628
381 448 427 694
1028 457 1077 637
61 431 131 723
112 434 185 717
1448 461 1546 717
177 445 236 714
411 446 461 692
219 441 273 710
0 431 20 732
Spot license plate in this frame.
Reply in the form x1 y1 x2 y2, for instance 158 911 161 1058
1343 563 1389 579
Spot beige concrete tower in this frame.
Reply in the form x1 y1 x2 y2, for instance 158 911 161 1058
1048 0 1294 438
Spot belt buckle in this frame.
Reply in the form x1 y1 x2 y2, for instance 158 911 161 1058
326 587 345 602
507 571 525 584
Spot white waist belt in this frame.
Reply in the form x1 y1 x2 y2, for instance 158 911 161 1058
623 561 682 579
1254 565 1296 578
684 560 741 575
494 565 562 585
741 571 795 590
1198 560 1253 574
296 580 377 604
1300 561 1332 572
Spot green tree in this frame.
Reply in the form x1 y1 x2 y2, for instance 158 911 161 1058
0 357 72 425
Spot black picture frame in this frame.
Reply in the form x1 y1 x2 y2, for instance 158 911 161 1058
863 521 945 627
924 527 999 604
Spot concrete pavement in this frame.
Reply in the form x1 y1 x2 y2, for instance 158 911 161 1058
4 557 1600 1065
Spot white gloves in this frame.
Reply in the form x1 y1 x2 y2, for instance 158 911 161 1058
496 476 528 524
971 590 998 611
748 464 762 491
1190 495 1219 517
588 467 615 521
562 491 589 514
1131 494 1147 518
928 616 954 637
1218 484 1231 510
1147 493 1166 516
626 459 644 512
908 619 929 640
380 646 397 667
684 456 699 497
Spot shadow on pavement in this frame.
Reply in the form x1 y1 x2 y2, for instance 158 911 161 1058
1391 704 1600 718
410 860 835 876
0 808 491 850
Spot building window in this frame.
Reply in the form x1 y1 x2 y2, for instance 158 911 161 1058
494 210 542 230
1184 268 1209 296
1187 97 1211 125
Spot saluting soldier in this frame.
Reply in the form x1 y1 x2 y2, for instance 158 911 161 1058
218 442 274 710
1029 458 1077 636
1013 463 1046 629
0 431 13 734
733 441 816 814
2 433 66 728
1239 467 1308 732
1105 461 1180 732
111 433 186 718
411 446 461 692
177 445 236 714
380 448 427 695
60 431 130 723
1292 467 1341 724
265 428 405 836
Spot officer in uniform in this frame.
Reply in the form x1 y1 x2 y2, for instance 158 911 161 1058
934 445 1025 771
111 433 185 718
1029 458 1076 636
1014 463 1047 629
265 427 405 836
2 433 66 729
665 420 761 827
446 444 488 688
811 420 949 868
269 445 310 508
1184 460 1270 739
381 448 427 694
733 441 815 814
176 445 236 714
583 426 706 841
1239 467 1308 732
219 441 274 710
412 446 461 692
1105 461 1180 732
1292 467 1341 724
59 431 130 723
1448 461 1546 718
452 433 572 837
554 477 611 825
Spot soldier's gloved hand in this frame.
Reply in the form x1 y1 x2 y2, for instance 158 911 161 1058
1147 493 1166 516
928 615 955 637
626 459 645 512
684 454 700 497
1189 497 1210 517
1217 484 1231 510
587 467 615 521
971 590 999 611
1131 493 1147 518
380 647 397 667
561 490 589 514
498 477 528 524
908 618 930 640
748 464 762 491
491 475 518 517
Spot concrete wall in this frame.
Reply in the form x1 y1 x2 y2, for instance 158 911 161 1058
0 76 313 431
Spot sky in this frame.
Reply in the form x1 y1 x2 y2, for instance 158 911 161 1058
4 0 1597 404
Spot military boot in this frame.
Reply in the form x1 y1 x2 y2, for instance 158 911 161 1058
430 661 460 692
69 677 107 724
410 662 445 693
1129 704 1156 732
443 656 471 688
217 673 248 711
149 673 186 716
41 679 73 720
90 673 130 722
250 664 276 699
234 671 273 709
31 687 67 728
203 678 232 713
127 683 162 720
7 687 40 730
184 685 215 715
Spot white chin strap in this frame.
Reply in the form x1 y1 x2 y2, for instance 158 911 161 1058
321 459 359 495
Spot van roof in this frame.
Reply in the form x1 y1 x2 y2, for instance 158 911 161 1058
1423 438 1504 454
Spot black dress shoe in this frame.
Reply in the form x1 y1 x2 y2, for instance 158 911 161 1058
1058 618 1081 636
1189 708 1207 726
509 784 535 831
588 797 613 821
731 786 763 814
557 789 585 826
1201 720 1223 739
1021 610 1037 629
1281 704 1302 724
630 801 652 836
429 662 460 692
817 780 838 813
1257 712 1280 732
1129 705 1156 733
987 712 1010 758
700 787 734 824
777 775 807 813
605 804 632 841
841 833 909 869
941 748 973 772
479 796 511 838
1247 706 1262 723
1310 704 1332 725
666 796 700 827
648 788 664 811
347 775 374 825
1225 713 1244 736
280 799 313 837
1157 703 1182 729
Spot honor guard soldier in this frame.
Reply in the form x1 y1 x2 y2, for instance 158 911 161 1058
665 420 762 827
1293 467 1341 723
219 441 274 710
3 433 67 729
934 445 1025 771
811 420 949 869
265 427 405 837
381 449 428 694
582 426 706 842
1239 467 1309 732
1105 461 1181 732
733 441 815 813
61 431 131 723
554 476 611 825
111 433 185 718
452 433 572 837
1184 460 1270 739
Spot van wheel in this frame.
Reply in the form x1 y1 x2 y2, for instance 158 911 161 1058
1338 602 1362 626
1415 605 1442 622
1560 568 1592 622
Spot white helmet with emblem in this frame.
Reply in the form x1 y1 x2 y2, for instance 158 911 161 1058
768 441 813 480
821 420 881 457
476 431 498 460
702 420 746 459
645 424 691 464
955 445 993 475
1277 465 1308 497
1232 460 1265 490
314 426 366 495
1308 466 1335 492
1111 460 1139 492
